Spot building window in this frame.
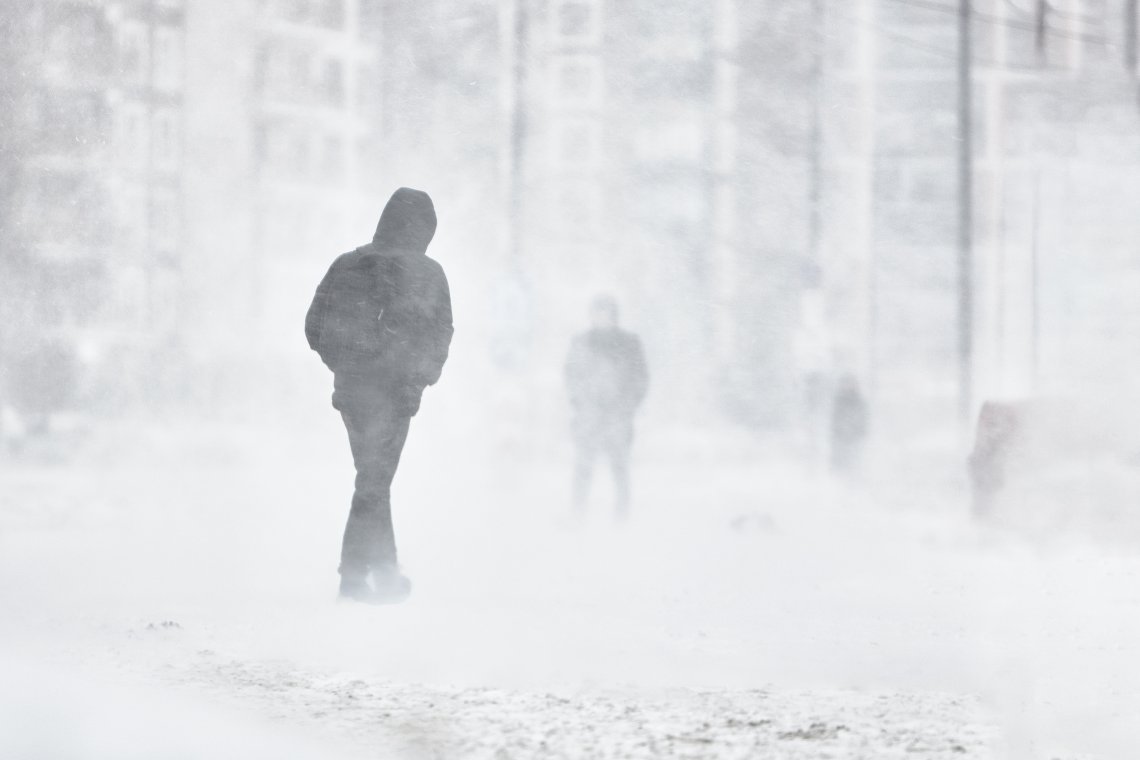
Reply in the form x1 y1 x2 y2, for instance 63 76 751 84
152 108 180 171
262 197 309 254
40 92 106 156
119 21 148 84
557 180 602 238
288 132 310 177
256 43 314 104
550 55 603 109
151 271 181 331
116 184 147 250
631 113 704 165
151 187 181 251
153 26 183 91
714 59 738 114
290 50 313 101
552 0 602 46
357 63 379 113
118 102 149 169
279 0 311 23
257 122 280 175
713 183 736 241
316 0 345 29
116 266 147 328
257 43 285 99
257 121 311 179
713 119 737 175
36 171 107 244
44 6 112 79
1002 0 1089 69
320 135 344 180
713 0 738 53
552 117 601 172
317 58 345 107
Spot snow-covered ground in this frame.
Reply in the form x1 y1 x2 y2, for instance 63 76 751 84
2 408 1138 759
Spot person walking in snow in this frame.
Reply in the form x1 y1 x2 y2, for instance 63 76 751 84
564 295 648 519
305 188 453 603
830 373 868 473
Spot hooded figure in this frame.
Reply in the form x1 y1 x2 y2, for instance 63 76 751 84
564 295 648 518
829 374 868 473
305 188 453 603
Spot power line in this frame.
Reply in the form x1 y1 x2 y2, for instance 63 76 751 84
876 25 961 61
956 0 974 424
874 24 1006 67
1003 0 1101 26
883 0 1109 45
875 26 996 68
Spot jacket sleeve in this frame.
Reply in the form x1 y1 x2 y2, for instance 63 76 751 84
304 260 338 354
418 265 453 386
627 336 649 408
564 336 586 406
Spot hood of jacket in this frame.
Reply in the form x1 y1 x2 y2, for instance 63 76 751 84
373 187 437 254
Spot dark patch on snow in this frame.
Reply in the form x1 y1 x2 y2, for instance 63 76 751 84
776 721 849 741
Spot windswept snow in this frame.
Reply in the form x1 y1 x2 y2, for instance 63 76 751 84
2 415 1138 758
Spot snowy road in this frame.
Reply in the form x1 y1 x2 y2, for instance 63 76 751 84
2 413 1138 758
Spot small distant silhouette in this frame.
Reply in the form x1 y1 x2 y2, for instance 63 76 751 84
564 295 648 519
830 374 868 473
8 338 78 437
305 187 453 604
967 400 1021 517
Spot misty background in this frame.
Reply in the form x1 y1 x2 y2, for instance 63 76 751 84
3 1 1140 758
4 0 1140 442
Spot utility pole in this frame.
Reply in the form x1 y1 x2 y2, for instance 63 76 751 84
1127 0 1138 73
1034 0 1048 65
506 0 528 268
807 0 823 274
1030 166 1041 389
957 0 973 423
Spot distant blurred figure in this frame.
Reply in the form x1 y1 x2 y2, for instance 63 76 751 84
8 338 78 436
564 296 648 519
830 374 868 473
305 188 453 604
967 400 1021 517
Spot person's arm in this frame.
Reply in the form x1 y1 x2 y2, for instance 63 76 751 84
418 264 453 386
564 336 586 407
627 336 649 409
305 259 339 356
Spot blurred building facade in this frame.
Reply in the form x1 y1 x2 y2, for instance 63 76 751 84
0 0 382 409
516 0 818 425
817 0 1140 437
0 0 187 408
183 0 379 405
8 0 1140 434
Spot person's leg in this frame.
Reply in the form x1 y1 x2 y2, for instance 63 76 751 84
339 401 411 585
606 419 633 519
572 436 596 513
610 430 632 519
571 411 600 512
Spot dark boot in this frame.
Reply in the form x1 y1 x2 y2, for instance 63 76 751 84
337 567 411 605
369 566 412 604
337 571 371 602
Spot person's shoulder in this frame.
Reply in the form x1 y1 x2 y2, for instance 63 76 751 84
421 254 447 277
617 329 643 347
329 248 368 271
575 327 599 341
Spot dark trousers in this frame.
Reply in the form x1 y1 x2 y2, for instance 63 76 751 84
338 397 411 579
572 415 633 515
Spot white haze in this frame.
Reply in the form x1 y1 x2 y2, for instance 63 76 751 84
3 1 1140 759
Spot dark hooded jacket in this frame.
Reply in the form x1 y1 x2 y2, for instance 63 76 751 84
564 328 648 420
305 188 453 414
